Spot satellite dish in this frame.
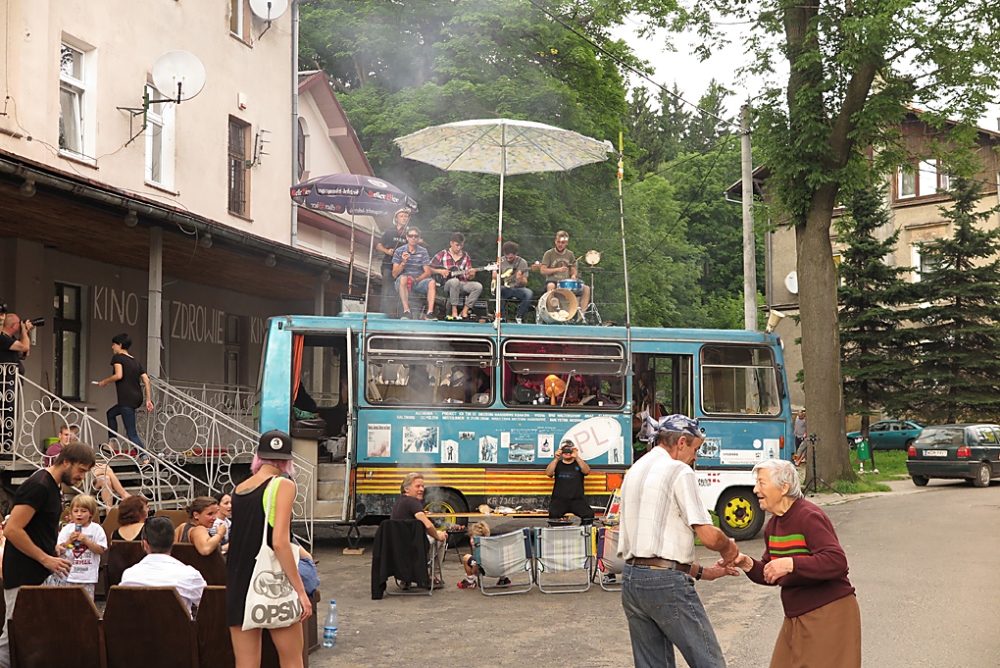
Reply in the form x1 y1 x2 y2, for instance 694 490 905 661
249 0 288 20
151 51 206 103
784 271 799 295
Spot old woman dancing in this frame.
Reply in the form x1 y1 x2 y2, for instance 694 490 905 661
733 459 861 668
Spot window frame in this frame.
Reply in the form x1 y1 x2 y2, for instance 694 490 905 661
53 283 83 401
896 158 950 200
699 344 782 417
230 0 249 40
500 339 626 410
144 84 176 188
227 116 251 217
58 43 86 157
296 117 308 181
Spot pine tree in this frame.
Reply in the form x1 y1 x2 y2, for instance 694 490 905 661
838 182 915 435
902 174 1000 423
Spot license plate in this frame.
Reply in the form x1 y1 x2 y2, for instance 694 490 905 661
923 450 948 457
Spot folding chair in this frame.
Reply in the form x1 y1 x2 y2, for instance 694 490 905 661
371 519 437 599
593 526 623 591
474 528 534 596
9 586 104 668
534 525 593 594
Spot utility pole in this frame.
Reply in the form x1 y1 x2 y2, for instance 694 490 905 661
740 104 758 331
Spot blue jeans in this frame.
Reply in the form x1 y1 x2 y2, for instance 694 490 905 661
500 286 533 318
621 564 726 668
107 405 144 452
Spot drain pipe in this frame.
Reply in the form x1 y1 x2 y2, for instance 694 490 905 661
290 0 301 248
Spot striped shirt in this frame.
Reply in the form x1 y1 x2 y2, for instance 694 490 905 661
617 447 712 565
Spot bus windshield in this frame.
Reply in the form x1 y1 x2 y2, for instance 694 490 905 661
701 345 781 416
365 335 494 406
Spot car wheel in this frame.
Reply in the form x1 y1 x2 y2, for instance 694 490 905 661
423 488 468 532
716 488 765 541
904 439 915 450
973 462 991 488
911 475 929 487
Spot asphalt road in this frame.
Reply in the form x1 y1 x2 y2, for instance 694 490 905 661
306 479 1000 668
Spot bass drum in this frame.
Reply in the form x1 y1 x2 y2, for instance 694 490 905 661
536 288 581 324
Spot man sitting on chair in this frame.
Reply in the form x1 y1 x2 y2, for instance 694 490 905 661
545 439 594 523
430 232 482 321
120 515 207 615
390 473 446 588
392 226 437 321
492 241 533 324
540 230 590 311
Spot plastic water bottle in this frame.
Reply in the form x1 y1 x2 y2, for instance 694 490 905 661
72 523 82 549
322 600 338 648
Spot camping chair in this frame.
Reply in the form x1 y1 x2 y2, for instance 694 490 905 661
106 538 148 587
371 519 437 598
9 586 104 668
104 586 200 668
593 526 623 591
473 527 534 596
534 525 593 594
171 543 227 585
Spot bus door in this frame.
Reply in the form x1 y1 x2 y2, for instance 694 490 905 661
631 352 693 449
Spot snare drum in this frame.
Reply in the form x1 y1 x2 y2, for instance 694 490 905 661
557 278 585 296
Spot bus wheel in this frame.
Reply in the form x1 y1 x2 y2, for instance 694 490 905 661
716 488 765 541
423 488 468 534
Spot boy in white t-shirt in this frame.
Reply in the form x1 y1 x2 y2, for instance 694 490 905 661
54 494 107 599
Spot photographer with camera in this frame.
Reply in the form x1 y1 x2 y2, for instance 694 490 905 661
0 313 37 374
545 438 594 523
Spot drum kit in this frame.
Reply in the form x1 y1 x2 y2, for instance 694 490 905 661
533 251 602 325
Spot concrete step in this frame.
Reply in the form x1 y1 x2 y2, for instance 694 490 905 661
317 480 345 501
318 462 347 482
314 499 344 520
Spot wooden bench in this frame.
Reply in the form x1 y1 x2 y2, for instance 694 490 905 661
9 585 104 668
104 586 199 668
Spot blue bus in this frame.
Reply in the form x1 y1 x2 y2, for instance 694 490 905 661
257 313 793 540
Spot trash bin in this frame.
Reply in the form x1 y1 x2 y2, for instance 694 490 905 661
856 438 870 461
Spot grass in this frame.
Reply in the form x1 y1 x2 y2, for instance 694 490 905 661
806 448 908 494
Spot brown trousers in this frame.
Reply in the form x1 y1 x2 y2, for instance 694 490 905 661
769 593 862 668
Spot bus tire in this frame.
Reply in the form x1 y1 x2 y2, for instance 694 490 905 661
716 487 765 541
423 488 468 532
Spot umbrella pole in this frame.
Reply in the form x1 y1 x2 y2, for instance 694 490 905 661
494 135 506 338
616 132 632 374
348 214 357 295
362 220 375 343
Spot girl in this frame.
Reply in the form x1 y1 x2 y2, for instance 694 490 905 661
54 494 108 599
98 332 154 466
210 493 233 555
457 522 491 589
175 496 225 555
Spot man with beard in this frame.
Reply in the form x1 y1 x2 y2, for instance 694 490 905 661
0 442 95 667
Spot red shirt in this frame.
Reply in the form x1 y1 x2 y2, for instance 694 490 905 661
431 250 472 282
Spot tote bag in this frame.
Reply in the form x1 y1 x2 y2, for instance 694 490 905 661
242 477 303 630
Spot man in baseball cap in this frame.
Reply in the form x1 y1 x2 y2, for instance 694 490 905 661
257 429 293 460
376 208 413 315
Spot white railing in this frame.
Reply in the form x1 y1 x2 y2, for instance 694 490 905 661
141 378 315 546
167 380 258 429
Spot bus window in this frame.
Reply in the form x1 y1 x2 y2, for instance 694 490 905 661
633 354 692 430
701 345 780 416
502 340 625 409
365 335 494 406
296 335 351 437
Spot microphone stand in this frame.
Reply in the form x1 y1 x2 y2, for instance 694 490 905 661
801 433 841 495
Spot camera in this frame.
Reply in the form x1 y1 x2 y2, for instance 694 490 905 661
561 444 574 455
25 318 44 327
0 300 7 315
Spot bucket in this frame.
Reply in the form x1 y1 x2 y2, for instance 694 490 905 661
535 289 580 324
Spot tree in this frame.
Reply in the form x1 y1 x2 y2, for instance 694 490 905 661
837 181 915 438
899 173 1000 423
677 0 1000 481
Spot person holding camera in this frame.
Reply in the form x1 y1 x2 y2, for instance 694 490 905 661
0 314 35 374
545 438 594 523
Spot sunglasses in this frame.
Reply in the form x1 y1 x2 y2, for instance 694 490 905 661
407 234 420 238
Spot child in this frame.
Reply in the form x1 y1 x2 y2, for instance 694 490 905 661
54 494 108 599
457 522 492 589
209 493 232 555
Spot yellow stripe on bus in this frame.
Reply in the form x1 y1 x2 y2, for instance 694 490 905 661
355 467 608 495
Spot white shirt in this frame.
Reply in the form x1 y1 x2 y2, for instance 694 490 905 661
119 553 207 615
57 522 108 584
617 446 712 565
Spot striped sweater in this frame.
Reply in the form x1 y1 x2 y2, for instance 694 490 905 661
746 498 856 618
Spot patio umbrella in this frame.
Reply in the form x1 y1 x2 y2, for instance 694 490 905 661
290 174 418 294
393 118 612 321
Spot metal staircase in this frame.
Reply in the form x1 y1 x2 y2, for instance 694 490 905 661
0 365 313 546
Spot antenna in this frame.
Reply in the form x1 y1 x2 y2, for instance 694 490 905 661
249 0 288 38
151 51 207 104
117 51 207 146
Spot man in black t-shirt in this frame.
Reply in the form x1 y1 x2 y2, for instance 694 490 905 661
545 439 594 522
376 208 411 315
0 442 95 668
389 472 447 587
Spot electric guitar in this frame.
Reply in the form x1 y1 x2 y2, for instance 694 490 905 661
491 262 541 292
431 263 498 287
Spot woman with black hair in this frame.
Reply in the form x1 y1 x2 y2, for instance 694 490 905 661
98 333 154 465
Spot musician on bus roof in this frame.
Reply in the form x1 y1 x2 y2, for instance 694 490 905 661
430 232 482 321
539 230 591 311
392 225 438 321
493 241 533 324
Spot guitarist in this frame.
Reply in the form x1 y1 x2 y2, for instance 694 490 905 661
492 241 533 324
430 233 483 321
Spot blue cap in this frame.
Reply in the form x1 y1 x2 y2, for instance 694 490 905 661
645 414 702 444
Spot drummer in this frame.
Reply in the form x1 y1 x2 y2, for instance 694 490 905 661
540 230 590 311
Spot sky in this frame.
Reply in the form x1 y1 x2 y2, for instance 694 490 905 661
610 20 1000 134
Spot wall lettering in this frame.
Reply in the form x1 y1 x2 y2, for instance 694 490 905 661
250 317 266 345
170 301 226 344
93 286 140 326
